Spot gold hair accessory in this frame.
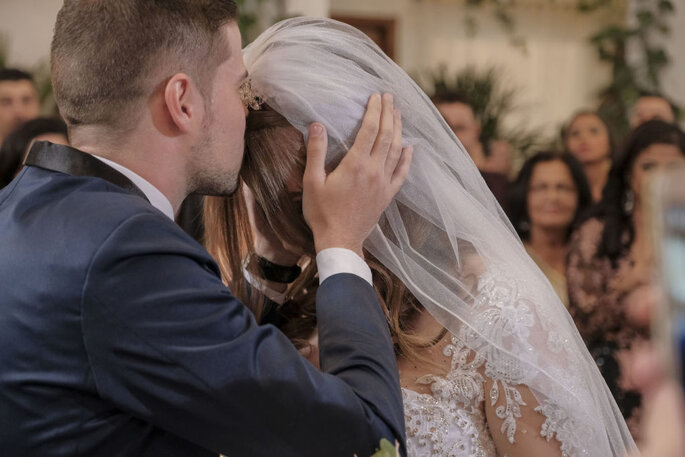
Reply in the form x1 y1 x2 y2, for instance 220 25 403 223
239 78 264 110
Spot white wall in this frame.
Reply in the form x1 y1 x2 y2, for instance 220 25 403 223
0 0 62 70
625 0 685 124
284 0 329 17
331 0 620 137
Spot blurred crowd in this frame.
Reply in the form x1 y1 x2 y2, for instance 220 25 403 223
2 62 685 455
432 87 685 454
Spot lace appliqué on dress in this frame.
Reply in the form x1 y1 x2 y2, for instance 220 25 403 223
468 268 592 457
403 268 592 457
534 399 592 457
403 336 497 457
463 269 535 444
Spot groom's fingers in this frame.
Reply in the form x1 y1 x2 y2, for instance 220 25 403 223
384 109 403 177
390 145 413 192
349 93 382 157
303 123 328 188
370 93 395 162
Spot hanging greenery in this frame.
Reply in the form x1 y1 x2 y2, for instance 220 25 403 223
461 0 527 49
236 0 266 44
236 0 289 45
451 0 678 140
588 0 677 139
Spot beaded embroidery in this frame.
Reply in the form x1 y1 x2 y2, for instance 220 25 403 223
402 268 590 456
403 335 497 457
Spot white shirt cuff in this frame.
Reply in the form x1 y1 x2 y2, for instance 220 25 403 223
316 248 372 286
242 266 288 305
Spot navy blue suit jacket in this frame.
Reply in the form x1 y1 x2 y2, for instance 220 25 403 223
0 142 405 456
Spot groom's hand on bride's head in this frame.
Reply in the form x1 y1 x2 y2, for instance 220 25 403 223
302 92 413 258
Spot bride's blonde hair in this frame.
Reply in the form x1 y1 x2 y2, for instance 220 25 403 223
204 105 445 362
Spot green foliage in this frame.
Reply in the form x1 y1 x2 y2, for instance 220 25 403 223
586 0 678 140
462 0 525 49
0 34 6 69
237 3 260 44
457 0 679 141
369 438 398 457
236 0 270 45
424 65 546 157
575 0 614 13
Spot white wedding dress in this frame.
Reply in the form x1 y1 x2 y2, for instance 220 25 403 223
400 267 584 457
402 334 498 457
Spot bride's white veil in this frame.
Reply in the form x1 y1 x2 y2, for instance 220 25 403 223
243 17 636 457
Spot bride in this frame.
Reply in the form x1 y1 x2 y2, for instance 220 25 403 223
204 17 636 457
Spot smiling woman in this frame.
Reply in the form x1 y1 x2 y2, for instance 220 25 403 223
507 151 591 307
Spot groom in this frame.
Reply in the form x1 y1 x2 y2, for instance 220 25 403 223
0 1 412 456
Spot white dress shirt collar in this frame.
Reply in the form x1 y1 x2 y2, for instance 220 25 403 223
91 155 175 221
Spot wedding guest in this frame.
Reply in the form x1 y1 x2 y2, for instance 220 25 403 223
432 91 485 166
0 69 41 144
431 90 510 204
630 93 678 129
566 119 685 439
0 117 67 188
563 110 615 202
507 152 591 306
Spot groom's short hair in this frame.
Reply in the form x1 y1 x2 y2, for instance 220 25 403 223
51 0 238 131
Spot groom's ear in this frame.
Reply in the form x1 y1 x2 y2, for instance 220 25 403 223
160 73 204 135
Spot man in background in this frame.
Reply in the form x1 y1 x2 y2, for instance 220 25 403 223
0 68 40 143
432 90 511 205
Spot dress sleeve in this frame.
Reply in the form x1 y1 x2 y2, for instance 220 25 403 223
81 213 406 457
482 373 563 457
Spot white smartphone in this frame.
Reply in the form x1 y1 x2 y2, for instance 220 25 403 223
651 166 685 387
